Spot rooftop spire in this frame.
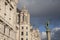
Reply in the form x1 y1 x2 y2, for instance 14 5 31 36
21 5 28 13
22 5 26 10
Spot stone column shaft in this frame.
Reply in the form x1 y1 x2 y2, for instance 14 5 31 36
46 31 51 40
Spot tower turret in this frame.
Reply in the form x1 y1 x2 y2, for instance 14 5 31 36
19 6 31 40
20 6 30 24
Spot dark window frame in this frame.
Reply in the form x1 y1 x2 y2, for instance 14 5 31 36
4 13 6 16
21 32 23 35
22 26 24 29
5 2 8 5
21 38 23 40
10 8 12 11
9 18 11 20
26 38 28 40
26 27 28 29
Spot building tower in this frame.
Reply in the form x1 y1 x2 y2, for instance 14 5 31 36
45 21 51 40
19 6 31 40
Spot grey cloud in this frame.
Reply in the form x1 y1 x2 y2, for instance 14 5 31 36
41 27 60 40
17 0 60 27
17 0 60 18
17 0 60 16
17 0 60 39
51 27 60 40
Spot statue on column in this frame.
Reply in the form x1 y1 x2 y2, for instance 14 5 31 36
45 21 51 40
45 21 50 31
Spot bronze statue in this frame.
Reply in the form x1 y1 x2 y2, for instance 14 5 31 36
45 21 50 31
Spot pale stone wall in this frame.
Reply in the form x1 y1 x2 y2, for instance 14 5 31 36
0 0 18 40
46 31 51 40
16 12 20 40
0 21 4 33
16 28 20 40
0 0 5 18
18 6 31 40
20 6 30 25
0 19 16 40
31 29 41 40
0 31 4 40
20 24 31 40
0 0 18 30
5 26 9 36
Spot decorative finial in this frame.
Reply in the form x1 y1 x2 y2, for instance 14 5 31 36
22 4 26 10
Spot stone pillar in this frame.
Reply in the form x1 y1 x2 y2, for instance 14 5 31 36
46 30 51 40
45 21 51 40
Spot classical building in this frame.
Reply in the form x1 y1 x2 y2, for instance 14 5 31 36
17 6 31 40
0 0 41 40
16 6 41 40
30 28 41 40
0 0 18 40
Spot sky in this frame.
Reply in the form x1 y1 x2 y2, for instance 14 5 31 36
17 0 60 40
41 27 60 40
17 0 60 32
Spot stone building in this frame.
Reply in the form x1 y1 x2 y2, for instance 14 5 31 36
30 28 41 40
0 0 41 40
0 0 18 40
16 6 41 40
16 6 31 40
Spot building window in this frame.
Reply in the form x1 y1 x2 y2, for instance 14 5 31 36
6 0 14 9
21 38 23 40
4 13 6 16
5 2 7 5
26 27 28 29
6 0 9 3
16 26 19 30
4 25 6 33
22 27 24 29
26 38 28 40
4 27 5 33
9 29 10 35
26 32 28 36
4 24 8 33
10 8 12 11
0 8 1 10
9 18 11 20
4 39 5 40
21 32 23 35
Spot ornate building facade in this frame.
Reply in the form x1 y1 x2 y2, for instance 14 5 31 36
0 0 18 40
0 0 41 40
16 6 41 40
16 6 31 40
31 28 41 40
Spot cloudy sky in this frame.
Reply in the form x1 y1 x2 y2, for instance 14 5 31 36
17 0 60 32
17 0 60 40
41 27 60 40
